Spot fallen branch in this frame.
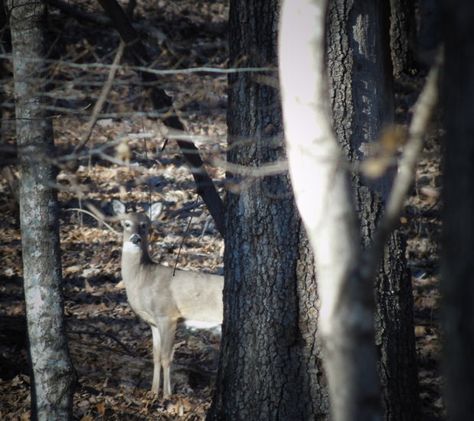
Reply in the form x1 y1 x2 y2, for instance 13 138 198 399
68 325 134 356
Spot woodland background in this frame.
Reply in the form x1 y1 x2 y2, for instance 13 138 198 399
0 0 445 420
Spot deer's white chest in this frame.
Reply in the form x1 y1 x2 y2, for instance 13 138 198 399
123 241 141 254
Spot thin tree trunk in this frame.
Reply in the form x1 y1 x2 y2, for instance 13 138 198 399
441 2 474 419
8 0 75 418
208 0 328 419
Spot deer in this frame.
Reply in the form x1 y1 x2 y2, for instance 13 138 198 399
112 200 223 397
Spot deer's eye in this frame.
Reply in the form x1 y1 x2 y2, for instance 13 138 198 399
123 220 132 228
140 222 147 230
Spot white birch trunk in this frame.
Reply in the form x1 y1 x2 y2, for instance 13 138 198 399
9 0 75 418
279 0 382 419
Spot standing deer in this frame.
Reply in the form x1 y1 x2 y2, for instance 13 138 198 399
113 200 223 397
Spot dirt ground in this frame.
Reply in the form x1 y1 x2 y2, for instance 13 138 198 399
0 1 444 419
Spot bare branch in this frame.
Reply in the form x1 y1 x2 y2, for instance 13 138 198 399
384 52 441 231
370 50 442 263
212 158 288 178
97 0 225 236
74 41 125 154
0 53 272 76
65 208 119 235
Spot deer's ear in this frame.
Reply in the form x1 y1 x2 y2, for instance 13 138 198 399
148 202 163 221
112 200 126 216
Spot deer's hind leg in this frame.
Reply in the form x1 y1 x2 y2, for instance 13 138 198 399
151 326 161 394
157 317 177 397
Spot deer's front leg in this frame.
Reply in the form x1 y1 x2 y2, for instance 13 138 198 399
151 326 161 394
158 317 177 398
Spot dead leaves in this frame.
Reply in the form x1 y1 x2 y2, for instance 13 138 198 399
0 375 30 419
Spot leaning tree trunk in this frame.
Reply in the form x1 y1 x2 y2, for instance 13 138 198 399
441 2 474 419
8 0 75 419
208 0 328 419
326 1 419 419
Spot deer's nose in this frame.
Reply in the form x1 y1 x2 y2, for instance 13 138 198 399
129 234 142 245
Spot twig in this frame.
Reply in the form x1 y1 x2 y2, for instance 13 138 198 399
98 0 226 235
68 325 134 356
212 158 289 178
65 208 119 235
164 130 225 145
0 53 273 76
74 41 125 153
370 49 443 262
173 207 195 276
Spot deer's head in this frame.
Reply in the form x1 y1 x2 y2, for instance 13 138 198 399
112 200 163 253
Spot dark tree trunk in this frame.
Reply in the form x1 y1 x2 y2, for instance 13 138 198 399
327 1 419 419
389 0 416 78
8 0 75 418
441 2 474 419
417 0 442 66
208 0 328 419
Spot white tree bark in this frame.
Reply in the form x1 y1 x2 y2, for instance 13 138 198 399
9 0 75 418
279 0 382 419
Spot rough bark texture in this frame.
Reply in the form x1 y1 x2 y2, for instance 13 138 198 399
327 1 419 419
441 2 474 419
281 0 384 418
8 0 75 419
208 0 328 419
389 0 416 78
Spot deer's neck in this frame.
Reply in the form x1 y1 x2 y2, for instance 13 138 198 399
121 243 154 283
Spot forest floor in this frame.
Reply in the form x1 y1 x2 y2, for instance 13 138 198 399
0 0 443 419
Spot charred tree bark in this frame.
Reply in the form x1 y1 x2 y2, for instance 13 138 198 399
208 0 328 419
417 0 442 66
441 2 474 419
327 1 419 419
8 0 75 419
389 0 416 78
